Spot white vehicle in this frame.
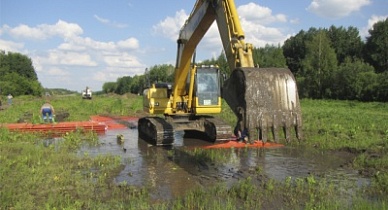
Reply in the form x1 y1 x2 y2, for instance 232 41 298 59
82 87 92 99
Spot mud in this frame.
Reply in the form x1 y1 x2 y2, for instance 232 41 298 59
78 128 369 201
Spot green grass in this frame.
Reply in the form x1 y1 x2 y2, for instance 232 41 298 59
300 99 388 150
1 94 388 209
0 93 144 123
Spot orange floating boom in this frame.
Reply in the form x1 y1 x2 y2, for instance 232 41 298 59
201 140 284 149
3 121 107 135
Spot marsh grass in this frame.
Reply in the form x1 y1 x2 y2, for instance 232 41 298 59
189 147 237 163
1 95 388 209
0 93 144 123
0 125 150 209
299 99 387 150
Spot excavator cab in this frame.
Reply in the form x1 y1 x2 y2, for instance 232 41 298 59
193 66 222 114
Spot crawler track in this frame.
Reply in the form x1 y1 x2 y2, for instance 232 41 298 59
204 117 233 141
138 116 233 146
138 117 174 146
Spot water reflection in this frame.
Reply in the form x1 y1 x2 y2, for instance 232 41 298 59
77 128 369 200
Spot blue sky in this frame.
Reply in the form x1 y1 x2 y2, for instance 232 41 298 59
1 0 387 92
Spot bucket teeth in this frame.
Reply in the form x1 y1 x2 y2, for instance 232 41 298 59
253 111 299 143
284 124 291 143
223 67 303 143
272 123 279 143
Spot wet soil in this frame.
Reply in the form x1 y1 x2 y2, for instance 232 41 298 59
77 126 370 201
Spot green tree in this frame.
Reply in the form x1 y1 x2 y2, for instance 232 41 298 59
129 75 146 94
283 28 319 75
331 58 376 100
300 31 338 98
282 30 306 74
358 71 379 101
327 26 363 64
0 51 37 80
102 82 117 93
364 18 388 73
0 72 42 96
193 52 230 78
0 51 43 96
148 64 174 84
253 44 287 68
115 76 132 95
199 57 217 66
375 72 388 102
216 51 230 75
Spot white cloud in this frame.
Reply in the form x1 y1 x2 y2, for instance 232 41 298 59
3 20 83 40
94 15 109 24
241 20 286 47
46 67 70 76
153 9 188 41
238 3 287 24
93 66 145 82
290 18 300 24
117 37 139 50
237 4 289 47
103 53 142 69
66 36 116 52
94 15 128 28
307 0 371 19
57 42 86 51
93 71 114 82
8 24 48 40
0 39 24 52
52 20 84 39
35 50 96 67
58 35 140 53
50 51 97 66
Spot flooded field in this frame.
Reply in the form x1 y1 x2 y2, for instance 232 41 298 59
2 97 386 209
74 126 369 201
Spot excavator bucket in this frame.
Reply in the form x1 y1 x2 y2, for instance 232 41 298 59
222 67 303 143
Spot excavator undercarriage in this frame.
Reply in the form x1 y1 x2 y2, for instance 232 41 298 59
138 115 233 146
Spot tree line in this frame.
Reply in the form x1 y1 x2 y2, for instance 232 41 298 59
102 64 175 95
1 19 387 102
282 21 387 101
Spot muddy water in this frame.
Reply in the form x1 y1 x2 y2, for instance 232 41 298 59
78 128 369 201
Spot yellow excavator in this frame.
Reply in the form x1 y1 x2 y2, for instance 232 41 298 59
138 0 302 145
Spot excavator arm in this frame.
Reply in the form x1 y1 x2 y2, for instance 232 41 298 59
173 0 302 143
173 0 216 104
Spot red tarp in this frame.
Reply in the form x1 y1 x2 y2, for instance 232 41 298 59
3 121 107 135
201 140 284 149
2 116 140 135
